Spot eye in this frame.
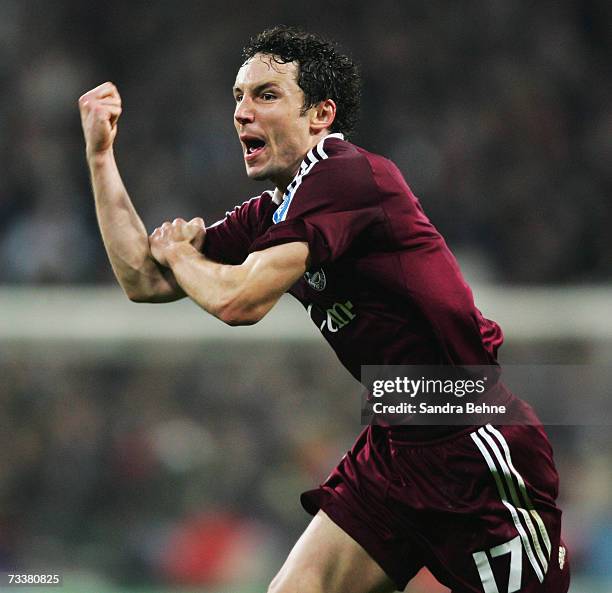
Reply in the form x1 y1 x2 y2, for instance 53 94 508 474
262 92 276 101
234 94 243 103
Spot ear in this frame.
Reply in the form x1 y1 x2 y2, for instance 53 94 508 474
309 99 337 134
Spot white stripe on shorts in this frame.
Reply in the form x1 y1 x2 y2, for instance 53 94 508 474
471 430 545 583
484 424 552 557
477 427 549 576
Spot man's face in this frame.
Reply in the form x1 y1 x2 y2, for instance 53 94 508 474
233 53 313 191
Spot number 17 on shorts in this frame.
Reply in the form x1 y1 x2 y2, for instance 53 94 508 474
473 537 568 593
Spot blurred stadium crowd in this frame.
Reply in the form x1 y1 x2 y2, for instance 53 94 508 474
0 344 359 587
0 340 611 590
0 0 610 285
1 0 611 591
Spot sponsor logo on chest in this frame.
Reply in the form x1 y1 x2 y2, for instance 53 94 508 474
302 268 357 333
307 300 356 333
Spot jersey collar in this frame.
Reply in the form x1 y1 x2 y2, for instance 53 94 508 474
271 133 345 205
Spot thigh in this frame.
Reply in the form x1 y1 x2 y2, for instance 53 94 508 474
268 510 398 593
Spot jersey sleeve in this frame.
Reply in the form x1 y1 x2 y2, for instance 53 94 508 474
203 195 270 265
249 152 384 268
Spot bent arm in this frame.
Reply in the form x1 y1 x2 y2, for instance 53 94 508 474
164 241 310 325
79 81 185 302
89 151 185 302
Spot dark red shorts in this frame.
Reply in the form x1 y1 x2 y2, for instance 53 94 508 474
301 398 570 592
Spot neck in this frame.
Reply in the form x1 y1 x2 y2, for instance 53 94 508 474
274 131 333 193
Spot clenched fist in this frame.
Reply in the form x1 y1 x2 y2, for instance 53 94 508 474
149 217 207 267
78 82 122 157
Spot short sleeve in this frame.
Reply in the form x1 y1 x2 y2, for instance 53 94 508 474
249 150 383 268
204 194 274 265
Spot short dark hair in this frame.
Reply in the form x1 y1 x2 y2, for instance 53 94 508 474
242 26 361 137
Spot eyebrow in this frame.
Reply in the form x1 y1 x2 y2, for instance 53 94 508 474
233 82 282 95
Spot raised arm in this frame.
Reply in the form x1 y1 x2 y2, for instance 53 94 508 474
149 218 309 325
78 82 200 303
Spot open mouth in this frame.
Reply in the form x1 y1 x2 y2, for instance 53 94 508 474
244 138 266 159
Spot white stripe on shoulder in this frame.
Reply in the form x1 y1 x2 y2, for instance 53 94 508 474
316 141 327 160
271 135 343 225
318 132 344 159
272 151 317 223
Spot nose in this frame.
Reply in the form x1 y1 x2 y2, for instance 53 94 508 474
234 96 255 126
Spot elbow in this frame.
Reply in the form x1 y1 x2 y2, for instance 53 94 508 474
125 287 180 304
124 285 158 303
216 298 267 326
126 291 151 303
117 271 154 302
124 286 149 302
220 315 260 327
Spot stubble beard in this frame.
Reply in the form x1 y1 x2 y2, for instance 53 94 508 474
248 161 285 187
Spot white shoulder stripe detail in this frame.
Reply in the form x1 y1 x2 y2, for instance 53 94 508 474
317 132 343 160
273 152 321 223
316 140 328 160
272 133 344 224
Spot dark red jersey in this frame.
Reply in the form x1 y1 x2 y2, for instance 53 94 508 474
205 134 503 382
204 137 569 591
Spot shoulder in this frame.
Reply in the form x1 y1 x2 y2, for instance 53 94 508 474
307 134 372 175
277 134 416 220
299 134 406 193
274 136 375 222
208 190 275 230
233 190 275 217
204 191 276 264
326 137 423 211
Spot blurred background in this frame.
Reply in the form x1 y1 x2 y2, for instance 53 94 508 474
0 0 610 591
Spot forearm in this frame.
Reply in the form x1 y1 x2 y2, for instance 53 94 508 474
88 150 183 302
165 243 257 324
164 242 307 325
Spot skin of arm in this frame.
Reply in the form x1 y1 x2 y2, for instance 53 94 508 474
88 150 191 302
79 81 201 303
149 218 309 325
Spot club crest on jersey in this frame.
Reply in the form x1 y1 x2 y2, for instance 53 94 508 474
304 268 326 291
